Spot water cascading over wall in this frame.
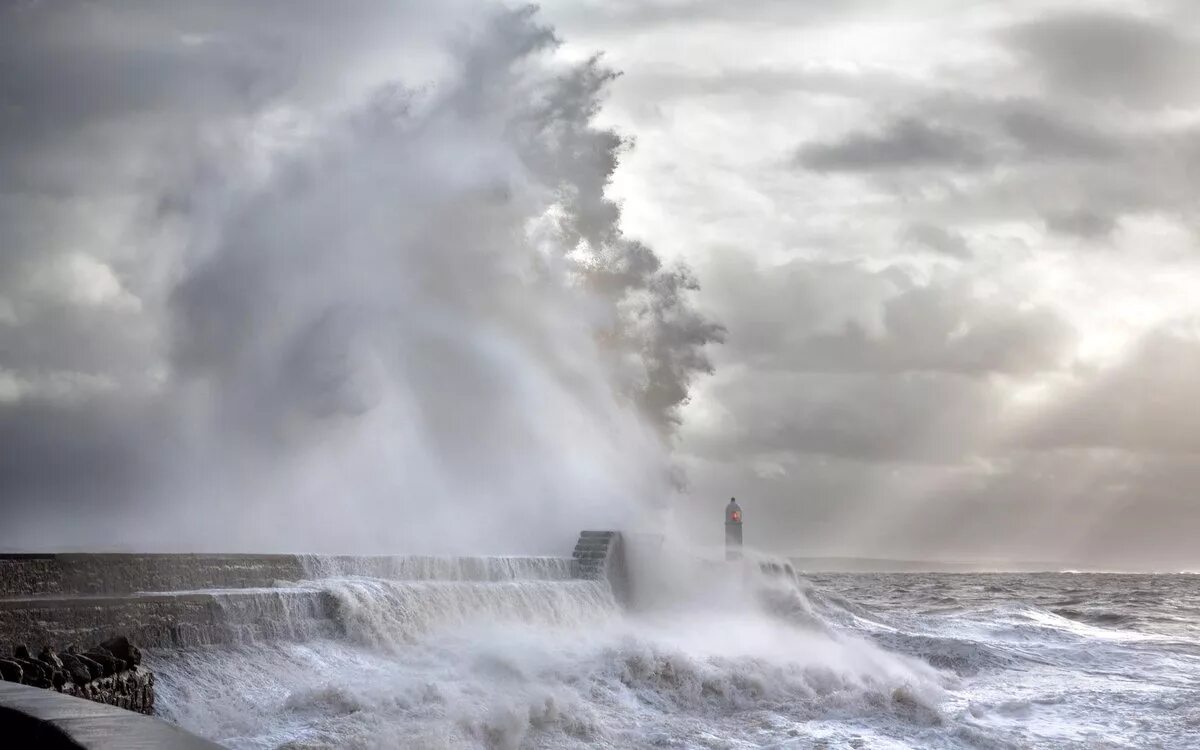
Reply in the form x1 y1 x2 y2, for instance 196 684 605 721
0 532 629 651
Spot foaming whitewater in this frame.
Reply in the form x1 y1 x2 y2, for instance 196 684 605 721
208 588 342 645
145 556 1200 749
147 553 959 749
325 578 616 651
296 555 616 650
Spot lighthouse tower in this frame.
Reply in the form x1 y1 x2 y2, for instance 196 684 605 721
725 497 743 561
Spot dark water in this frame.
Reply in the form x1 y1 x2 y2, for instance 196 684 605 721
147 564 1200 749
803 572 1200 748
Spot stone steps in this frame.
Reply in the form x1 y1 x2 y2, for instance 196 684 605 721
570 530 628 604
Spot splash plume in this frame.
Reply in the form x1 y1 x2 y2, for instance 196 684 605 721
0 5 721 553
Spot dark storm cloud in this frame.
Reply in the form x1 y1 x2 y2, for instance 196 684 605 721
901 223 971 258
786 91 1200 254
999 105 1125 161
0 1 470 192
1005 11 1200 108
794 118 988 172
793 291 1072 377
683 254 1074 472
1043 209 1117 240
704 257 1074 378
789 94 1167 192
690 369 1001 464
986 111 1200 233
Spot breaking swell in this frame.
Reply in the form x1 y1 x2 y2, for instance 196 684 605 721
147 554 983 749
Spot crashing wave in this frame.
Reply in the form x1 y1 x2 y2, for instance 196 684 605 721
148 552 958 749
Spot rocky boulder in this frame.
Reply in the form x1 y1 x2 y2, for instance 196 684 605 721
99 636 142 667
0 658 22 683
3 635 155 715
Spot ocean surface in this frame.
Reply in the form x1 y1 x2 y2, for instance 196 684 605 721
146 558 1200 749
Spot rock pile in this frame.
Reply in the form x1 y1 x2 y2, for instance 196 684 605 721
0 635 154 715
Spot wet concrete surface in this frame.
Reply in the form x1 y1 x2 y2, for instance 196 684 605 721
0 681 223 749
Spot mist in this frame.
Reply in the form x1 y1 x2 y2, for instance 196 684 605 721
6 1 1200 570
0 2 721 553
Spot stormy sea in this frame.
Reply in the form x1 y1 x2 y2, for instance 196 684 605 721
144 556 1200 749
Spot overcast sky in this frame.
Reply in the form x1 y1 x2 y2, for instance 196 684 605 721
545 0 1200 569
2 1 1198 568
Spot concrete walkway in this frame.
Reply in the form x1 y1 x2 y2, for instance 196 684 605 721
0 682 222 749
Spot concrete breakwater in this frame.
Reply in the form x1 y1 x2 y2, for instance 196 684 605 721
0 532 628 651
0 553 309 598
0 533 628 745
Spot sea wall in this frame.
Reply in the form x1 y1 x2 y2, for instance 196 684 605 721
0 544 619 650
0 541 625 744
0 553 306 598
0 590 338 650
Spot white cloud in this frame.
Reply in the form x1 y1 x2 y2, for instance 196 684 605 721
45 253 143 312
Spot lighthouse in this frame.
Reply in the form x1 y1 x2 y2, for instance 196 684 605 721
725 497 743 561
